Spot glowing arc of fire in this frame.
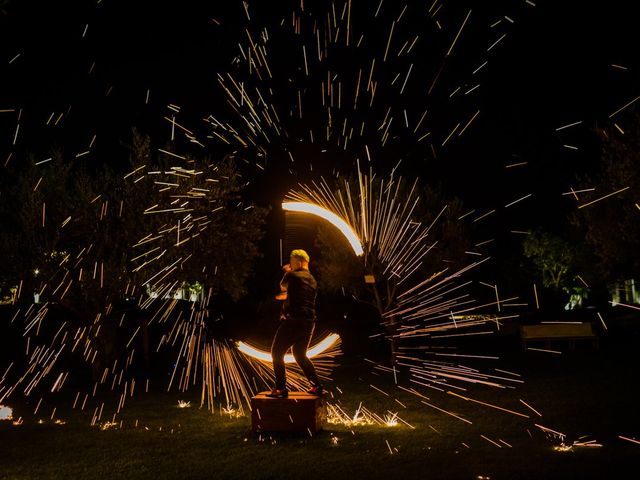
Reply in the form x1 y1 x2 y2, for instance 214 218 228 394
281 201 364 256
236 333 340 363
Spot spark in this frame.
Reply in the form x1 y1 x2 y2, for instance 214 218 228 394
421 400 472 424
555 120 582 131
480 434 502 448
619 435 640 446
561 187 595 198
504 193 532 208
578 186 630 209
596 312 608 331
609 94 640 118
505 161 527 168
526 347 562 354
447 10 472 57
487 34 506 52
611 301 640 311
458 110 480 136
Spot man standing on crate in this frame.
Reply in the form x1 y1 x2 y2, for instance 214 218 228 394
267 249 323 398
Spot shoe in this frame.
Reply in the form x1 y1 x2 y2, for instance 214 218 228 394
307 385 323 396
266 388 288 398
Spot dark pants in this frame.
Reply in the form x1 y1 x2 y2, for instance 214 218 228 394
271 319 320 390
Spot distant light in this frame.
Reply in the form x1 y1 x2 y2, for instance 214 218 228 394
237 334 340 363
282 202 364 256
0 405 13 421
34 269 40 276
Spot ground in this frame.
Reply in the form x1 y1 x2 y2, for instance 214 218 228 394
1 314 638 479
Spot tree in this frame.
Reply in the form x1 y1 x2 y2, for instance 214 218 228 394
522 231 574 292
0 128 269 393
127 150 270 301
570 107 640 286
521 230 584 311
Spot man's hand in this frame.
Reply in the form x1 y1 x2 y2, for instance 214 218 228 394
275 292 287 301
282 263 292 273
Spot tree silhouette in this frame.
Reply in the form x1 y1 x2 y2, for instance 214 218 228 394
570 107 640 287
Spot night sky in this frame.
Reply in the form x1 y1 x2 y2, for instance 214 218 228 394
1 0 638 248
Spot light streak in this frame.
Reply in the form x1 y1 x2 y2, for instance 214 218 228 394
481 434 502 448
448 391 530 418
447 10 472 57
487 33 506 52
526 347 562 354
421 400 472 424
555 120 582 131
619 435 640 446
236 334 340 363
504 193 532 208
578 186 630 209
609 94 640 118
519 399 542 416
611 301 640 311
282 201 364 256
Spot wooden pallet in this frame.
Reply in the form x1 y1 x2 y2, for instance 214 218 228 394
251 391 326 435
520 322 599 351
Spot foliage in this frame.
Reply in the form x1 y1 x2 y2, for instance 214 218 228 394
569 107 640 284
128 151 269 301
0 128 269 381
522 230 574 292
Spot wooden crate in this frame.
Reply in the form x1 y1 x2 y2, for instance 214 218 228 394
251 391 326 434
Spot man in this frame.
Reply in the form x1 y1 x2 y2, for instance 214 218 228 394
267 249 323 398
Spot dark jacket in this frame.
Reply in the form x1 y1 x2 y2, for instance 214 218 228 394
282 269 317 321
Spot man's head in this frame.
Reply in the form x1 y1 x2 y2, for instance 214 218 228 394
290 249 310 270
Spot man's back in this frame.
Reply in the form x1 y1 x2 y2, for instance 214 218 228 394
283 269 317 321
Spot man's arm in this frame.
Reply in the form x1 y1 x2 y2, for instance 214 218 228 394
275 266 292 300
279 265 292 292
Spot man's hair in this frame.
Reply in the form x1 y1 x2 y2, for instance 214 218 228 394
290 249 310 262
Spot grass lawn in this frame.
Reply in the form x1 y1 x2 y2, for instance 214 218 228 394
1 322 639 480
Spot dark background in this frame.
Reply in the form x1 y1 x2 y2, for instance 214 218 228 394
1 0 638 317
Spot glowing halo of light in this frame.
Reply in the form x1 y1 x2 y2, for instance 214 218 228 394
236 333 340 363
282 201 364 256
